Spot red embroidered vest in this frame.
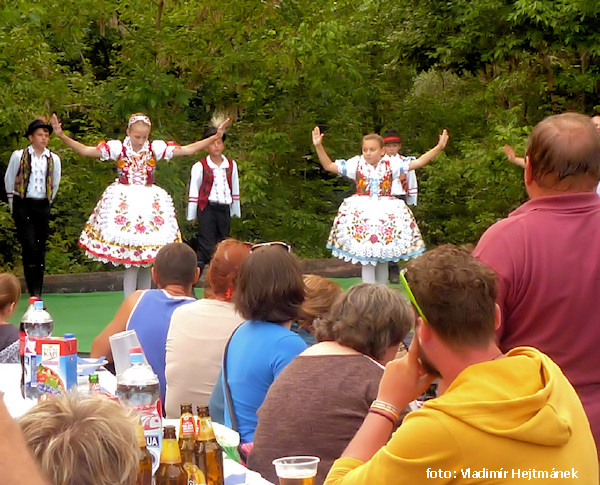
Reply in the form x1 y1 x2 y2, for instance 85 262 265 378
197 157 234 210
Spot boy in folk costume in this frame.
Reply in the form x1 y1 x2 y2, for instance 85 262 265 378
4 119 61 297
187 127 240 269
382 129 418 284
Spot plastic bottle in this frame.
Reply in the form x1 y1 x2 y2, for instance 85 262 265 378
117 347 162 475
19 296 38 398
21 300 53 399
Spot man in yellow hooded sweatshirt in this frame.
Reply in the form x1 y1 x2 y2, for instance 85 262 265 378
325 245 598 485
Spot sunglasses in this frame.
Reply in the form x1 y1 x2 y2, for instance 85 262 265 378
399 268 428 324
250 241 292 252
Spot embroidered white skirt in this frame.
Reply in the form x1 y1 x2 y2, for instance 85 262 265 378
326 195 425 265
78 182 182 267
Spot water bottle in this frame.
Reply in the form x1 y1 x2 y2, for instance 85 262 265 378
117 347 162 476
21 300 53 399
19 296 38 398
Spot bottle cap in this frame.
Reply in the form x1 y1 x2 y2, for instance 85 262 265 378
28 296 39 304
130 346 143 354
64 333 75 339
34 300 44 309
129 347 144 365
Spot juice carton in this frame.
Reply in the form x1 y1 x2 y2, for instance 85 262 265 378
35 336 77 398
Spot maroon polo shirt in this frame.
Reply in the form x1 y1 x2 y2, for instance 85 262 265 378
474 192 600 455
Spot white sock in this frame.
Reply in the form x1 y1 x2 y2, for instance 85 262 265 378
123 267 138 298
375 262 389 285
137 266 152 290
361 264 376 283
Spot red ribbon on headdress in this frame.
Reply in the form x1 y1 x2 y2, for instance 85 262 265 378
383 136 402 143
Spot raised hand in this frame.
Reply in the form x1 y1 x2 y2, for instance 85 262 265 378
438 129 449 150
217 118 231 138
50 114 63 136
312 126 324 147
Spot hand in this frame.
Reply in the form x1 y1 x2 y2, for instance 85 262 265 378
503 145 516 163
216 118 230 138
437 129 449 150
50 113 63 136
376 337 436 409
400 173 409 193
312 126 324 147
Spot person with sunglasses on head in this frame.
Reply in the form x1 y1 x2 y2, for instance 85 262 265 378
50 113 229 298
325 244 598 485
210 242 307 451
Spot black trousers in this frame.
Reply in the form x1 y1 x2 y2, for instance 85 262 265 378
196 202 231 268
12 196 50 296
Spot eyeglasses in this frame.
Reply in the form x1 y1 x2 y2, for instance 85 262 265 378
399 268 428 324
250 241 292 252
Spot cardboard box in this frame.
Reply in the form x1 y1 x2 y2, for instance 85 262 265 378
35 337 77 397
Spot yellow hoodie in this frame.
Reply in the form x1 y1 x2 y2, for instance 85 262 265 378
325 347 598 484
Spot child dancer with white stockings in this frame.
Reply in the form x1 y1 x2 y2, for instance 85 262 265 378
51 113 228 297
312 127 448 284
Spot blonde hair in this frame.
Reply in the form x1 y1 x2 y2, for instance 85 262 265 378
297 275 343 332
314 284 413 361
362 133 385 148
0 273 20 313
18 393 139 485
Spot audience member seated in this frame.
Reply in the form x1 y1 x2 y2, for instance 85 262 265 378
324 245 599 484
213 242 307 446
248 283 413 485
91 242 198 410
18 392 139 485
0 273 21 363
291 275 343 346
0 390 49 484
164 239 251 418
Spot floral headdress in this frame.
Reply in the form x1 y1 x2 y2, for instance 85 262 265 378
128 114 152 128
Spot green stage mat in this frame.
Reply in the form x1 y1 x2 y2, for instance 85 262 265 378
8 277 364 352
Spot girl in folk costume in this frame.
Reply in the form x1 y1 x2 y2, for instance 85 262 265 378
312 126 449 284
4 119 61 297
50 113 229 297
187 123 240 270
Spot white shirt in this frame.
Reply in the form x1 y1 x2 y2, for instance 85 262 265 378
4 146 61 210
389 155 418 205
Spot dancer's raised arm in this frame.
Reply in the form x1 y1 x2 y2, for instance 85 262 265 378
312 126 339 174
503 145 525 168
173 118 231 157
50 114 101 158
407 129 449 171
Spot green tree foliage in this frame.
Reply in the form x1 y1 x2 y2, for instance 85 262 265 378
1 0 599 273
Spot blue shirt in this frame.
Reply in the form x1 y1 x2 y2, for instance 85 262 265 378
127 289 194 411
224 320 307 442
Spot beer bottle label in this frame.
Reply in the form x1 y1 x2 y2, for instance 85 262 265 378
181 414 195 436
183 462 206 485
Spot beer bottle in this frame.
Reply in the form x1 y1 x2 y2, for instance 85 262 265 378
179 403 206 484
136 422 153 485
88 374 101 394
155 425 187 485
195 406 224 485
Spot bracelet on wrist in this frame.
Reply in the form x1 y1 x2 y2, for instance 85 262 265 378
371 400 401 420
369 407 397 426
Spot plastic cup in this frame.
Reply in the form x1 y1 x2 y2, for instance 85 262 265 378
272 456 320 485
109 330 146 376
